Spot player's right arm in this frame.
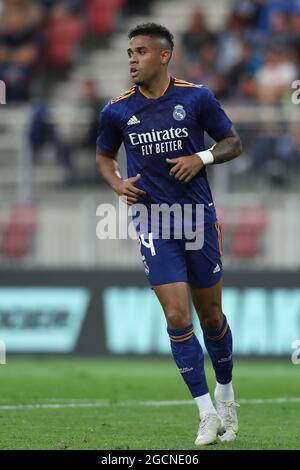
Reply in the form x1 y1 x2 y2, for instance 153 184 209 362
96 148 146 205
95 102 146 205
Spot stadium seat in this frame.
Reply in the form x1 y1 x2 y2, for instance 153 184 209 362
230 206 267 258
86 0 125 36
46 12 84 68
1 206 37 259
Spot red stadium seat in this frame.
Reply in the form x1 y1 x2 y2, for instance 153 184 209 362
239 206 267 232
230 206 267 258
46 13 84 68
1 206 37 259
2 227 31 258
86 0 125 36
9 206 37 232
231 228 260 258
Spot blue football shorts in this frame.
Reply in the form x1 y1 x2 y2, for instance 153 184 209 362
138 220 223 288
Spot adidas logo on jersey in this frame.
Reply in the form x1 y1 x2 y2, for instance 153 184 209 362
127 115 140 125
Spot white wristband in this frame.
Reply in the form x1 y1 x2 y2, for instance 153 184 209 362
196 149 214 165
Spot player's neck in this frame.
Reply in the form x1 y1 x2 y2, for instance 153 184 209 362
138 74 171 99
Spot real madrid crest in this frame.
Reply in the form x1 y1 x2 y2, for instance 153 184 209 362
173 104 186 121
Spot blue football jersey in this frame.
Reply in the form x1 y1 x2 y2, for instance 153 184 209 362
96 77 232 223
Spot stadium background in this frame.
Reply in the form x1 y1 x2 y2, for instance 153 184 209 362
0 0 300 450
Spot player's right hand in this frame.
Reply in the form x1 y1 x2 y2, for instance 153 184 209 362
116 174 147 205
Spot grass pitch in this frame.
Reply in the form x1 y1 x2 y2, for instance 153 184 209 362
0 357 299 450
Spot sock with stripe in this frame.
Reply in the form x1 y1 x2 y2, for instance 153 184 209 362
201 314 233 386
167 323 214 415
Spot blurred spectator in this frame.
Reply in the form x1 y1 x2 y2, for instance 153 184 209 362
178 1 299 107
234 75 258 104
181 9 216 61
266 10 291 48
0 2 42 101
254 46 297 104
290 11 300 66
258 0 300 32
217 12 247 73
45 3 84 78
28 103 73 182
65 79 107 184
124 0 151 15
226 42 261 100
185 42 227 97
183 61 203 85
39 0 83 14
75 79 106 151
232 0 262 28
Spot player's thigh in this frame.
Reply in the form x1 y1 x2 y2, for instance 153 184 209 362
153 282 192 329
190 280 223 330
138 235 188 286
186 220 223 289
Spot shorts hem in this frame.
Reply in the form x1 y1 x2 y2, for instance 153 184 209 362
149 278 188 287
189 274 223 289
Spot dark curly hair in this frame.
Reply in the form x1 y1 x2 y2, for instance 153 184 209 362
128 23 174 51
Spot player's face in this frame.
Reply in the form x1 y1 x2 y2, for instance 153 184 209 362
127 35 168 86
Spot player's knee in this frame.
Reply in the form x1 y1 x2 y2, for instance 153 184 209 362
164 305 191 330
200 304 223 331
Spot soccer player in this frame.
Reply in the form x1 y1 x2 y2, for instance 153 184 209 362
96 23 242 446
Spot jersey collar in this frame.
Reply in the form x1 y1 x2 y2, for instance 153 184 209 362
136 76 174 100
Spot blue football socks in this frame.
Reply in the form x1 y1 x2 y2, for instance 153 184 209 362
201 314 233 385
167 323 209 398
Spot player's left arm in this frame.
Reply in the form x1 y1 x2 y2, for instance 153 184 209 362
208 126 242 164
166 126 242 183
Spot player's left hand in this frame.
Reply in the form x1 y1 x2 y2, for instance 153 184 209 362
166 155 204 183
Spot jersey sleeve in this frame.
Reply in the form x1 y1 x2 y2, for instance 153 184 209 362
197 88 232 141
96 103 123 153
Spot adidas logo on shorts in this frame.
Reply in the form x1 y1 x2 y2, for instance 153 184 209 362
127 115 141 125
213 264 221 274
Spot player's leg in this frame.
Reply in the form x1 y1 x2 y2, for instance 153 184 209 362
153 282 224 445
186 220 238 441
186 220 234 392
190 281 238 441
139 235 224 444
190 280 234 393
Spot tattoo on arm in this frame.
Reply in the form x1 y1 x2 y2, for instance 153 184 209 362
211 127 242 164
